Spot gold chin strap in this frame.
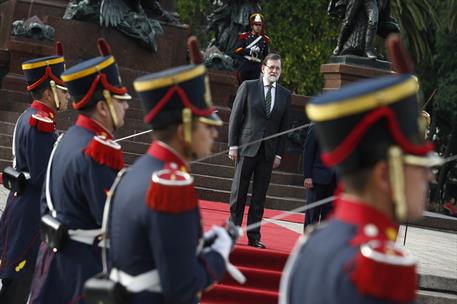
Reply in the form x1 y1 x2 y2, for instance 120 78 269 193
388 146 408 221
387 146 407 221
50 80 60 110
103 89 119 129
182 108 192 158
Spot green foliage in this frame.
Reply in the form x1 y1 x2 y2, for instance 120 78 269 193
261 1 338 95
176 0 338 95
390 0 439 63
433 31 457 123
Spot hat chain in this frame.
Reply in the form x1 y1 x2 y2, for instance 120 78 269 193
26 65 65 91
321 107 434 166
72 73 127 110
143 84 214 124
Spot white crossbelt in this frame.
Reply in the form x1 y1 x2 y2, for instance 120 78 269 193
109 268 162 293
244 55 261 62
45 134 106 248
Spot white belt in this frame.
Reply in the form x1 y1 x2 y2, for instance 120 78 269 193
110 268 162 293
244 55 261 62
68 228 107 247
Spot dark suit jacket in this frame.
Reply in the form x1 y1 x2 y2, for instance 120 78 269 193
228 78 291 160
303 124 336 185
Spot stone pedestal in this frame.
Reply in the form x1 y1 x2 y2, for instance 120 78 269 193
321 61 393 90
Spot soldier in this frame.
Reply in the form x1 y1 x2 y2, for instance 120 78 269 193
279 74 441 303
105 63 234 303
27 38 130 303
0 43 69 304
234 13 270 83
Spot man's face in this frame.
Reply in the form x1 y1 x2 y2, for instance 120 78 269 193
404 164 432 219
262 59 281 83
56 88 70 111
191 121 218 158
252 23 262 33
111 97 129 128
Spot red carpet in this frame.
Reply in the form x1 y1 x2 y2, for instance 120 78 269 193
199 200 302 304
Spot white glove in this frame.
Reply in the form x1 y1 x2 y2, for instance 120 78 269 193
249 46 260 56
204 226 233 260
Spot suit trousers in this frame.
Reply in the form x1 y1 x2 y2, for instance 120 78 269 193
303 179 337 230
229 143 274 241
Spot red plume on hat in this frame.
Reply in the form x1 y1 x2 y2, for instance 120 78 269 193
187 36 203 65
97 38 112 56
55 41 64 56
386 34 414 74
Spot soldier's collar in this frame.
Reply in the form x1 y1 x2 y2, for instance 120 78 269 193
333 194 399 242
75 114 113 139
147 140 189 171
31 100 56 120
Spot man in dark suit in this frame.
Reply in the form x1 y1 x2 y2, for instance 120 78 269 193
228 53 291 249
303 124 337 229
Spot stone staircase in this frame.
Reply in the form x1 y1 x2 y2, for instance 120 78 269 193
0 77 308 213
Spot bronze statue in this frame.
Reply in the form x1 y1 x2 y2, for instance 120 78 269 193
207 0 261 56
63 0 180 51
11 16 55 41
329 0 399 59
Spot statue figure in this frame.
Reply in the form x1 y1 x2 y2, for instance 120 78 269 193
11 16 55 41
206 0 261 56
329 0 399 59
63 0 180 52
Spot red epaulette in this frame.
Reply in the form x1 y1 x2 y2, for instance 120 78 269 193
239 32 248 40
29 112 55 133
263 35 271 44
350 241 417 302
146 168 198 213
84 135 124 171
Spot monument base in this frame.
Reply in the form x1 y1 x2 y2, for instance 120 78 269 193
321 58 393 90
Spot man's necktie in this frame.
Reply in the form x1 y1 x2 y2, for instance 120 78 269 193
265 84 272 118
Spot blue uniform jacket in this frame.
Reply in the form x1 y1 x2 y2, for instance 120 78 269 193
28 115 121 304
108 140 226 304
281 195 417 304
0 101 57 279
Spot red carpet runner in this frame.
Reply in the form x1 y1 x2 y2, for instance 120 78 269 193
199 200 302 304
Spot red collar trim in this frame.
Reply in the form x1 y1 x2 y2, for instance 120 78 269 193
75 115 113 139
31 100 56 120
334 195 399 244
147 141 188 171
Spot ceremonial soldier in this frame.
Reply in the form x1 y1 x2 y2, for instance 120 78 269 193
279 73 441 303
0 43 69 304
235 13 270 83
27 38 130 304
105 63 234 303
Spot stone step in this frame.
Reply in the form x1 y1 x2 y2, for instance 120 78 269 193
0 134 12 147
419 274 457 294
417 289 457 304
0 146 11 160
0 121 15 135
195 186 305 211
193 174 305 199
0 111 19 124
0 158 11 170
190 162 303 186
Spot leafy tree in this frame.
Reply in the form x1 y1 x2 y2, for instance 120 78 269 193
390 0 439 63
176 0 338 95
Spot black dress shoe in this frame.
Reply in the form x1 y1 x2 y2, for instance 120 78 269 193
248 240 266 249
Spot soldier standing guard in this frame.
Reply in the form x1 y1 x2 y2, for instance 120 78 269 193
27 38 130 304
279 73 442 303
235 13 270 84
104 63 235 303
0 42 69 304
